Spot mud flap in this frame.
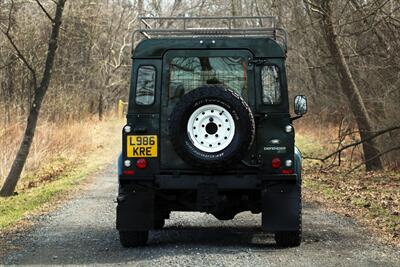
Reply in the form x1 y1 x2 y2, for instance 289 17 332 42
116 187 154 231
262 183 300 232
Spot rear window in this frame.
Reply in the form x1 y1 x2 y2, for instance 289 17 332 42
261 65 281 104
135 66 156 105
169 57 247 100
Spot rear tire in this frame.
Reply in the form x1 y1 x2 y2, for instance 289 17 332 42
274 230 301 247
119 230 148 247
154 218 165 229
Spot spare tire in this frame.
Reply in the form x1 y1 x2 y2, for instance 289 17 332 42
169 85 255 169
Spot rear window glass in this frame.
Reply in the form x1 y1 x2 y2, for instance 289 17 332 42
262 65 281 104
136 66 156 105
169 57 247 100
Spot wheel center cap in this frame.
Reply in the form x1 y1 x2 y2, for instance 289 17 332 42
187 104 236 153
205 122 218 135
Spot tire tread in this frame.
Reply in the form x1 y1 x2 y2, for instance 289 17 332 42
119 230 148 247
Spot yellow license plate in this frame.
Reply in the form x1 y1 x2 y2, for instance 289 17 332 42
127 135 158 158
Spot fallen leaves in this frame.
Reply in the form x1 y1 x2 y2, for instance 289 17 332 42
297 130 400 247
303 158 400 247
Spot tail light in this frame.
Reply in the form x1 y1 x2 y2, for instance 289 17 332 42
122 170 135 176
281 169 294 174
136 158 148 169
271 158 281 169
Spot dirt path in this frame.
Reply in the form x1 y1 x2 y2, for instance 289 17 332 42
1 164 399 266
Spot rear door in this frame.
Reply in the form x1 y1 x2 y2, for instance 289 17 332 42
253 59 294 173
159 50 254 170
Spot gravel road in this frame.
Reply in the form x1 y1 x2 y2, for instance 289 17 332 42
1 164 399 266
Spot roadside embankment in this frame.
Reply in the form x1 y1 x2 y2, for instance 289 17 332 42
0 117 121 232
296 126 399 247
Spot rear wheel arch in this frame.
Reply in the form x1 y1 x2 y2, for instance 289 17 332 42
294 146 302 183
117 153 123 177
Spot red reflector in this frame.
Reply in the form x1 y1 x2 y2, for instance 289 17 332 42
281 169 294 174
122 170 135 175
136 158 148 169
271 158 281 169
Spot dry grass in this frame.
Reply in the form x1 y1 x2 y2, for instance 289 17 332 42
0 114 121 233
295 119 365 165
294 117 400 169
0 115 121 187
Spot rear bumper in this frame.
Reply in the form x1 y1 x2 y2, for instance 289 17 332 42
116 173 300 231
120 174 297 190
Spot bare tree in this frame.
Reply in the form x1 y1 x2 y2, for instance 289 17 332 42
0 0 67 197
305 0 384 171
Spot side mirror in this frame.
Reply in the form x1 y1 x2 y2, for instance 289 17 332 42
294 95 307 115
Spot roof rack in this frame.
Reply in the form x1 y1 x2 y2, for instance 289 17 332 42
132 16 288 52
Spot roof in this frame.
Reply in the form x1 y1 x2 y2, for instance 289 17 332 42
132 37 286 59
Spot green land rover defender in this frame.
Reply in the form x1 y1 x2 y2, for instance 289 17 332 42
117 16 308 247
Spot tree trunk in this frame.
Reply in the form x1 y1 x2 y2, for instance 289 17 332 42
137 0 144 16
318 1 383 171
98 93 103 121
231 0 238 27
0 0 67 197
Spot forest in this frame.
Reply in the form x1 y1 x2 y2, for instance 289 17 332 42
0 0 399 250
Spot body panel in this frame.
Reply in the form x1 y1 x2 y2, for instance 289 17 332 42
133 38 285 59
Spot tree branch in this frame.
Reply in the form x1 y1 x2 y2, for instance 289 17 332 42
346 146 400 174
303 0 326 16
34 0 55 23
0 0 38 88
304 125 400 162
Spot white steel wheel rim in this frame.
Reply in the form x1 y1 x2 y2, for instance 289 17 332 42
187 104 236 153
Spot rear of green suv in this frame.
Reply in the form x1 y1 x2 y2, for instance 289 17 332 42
117 16 307 248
